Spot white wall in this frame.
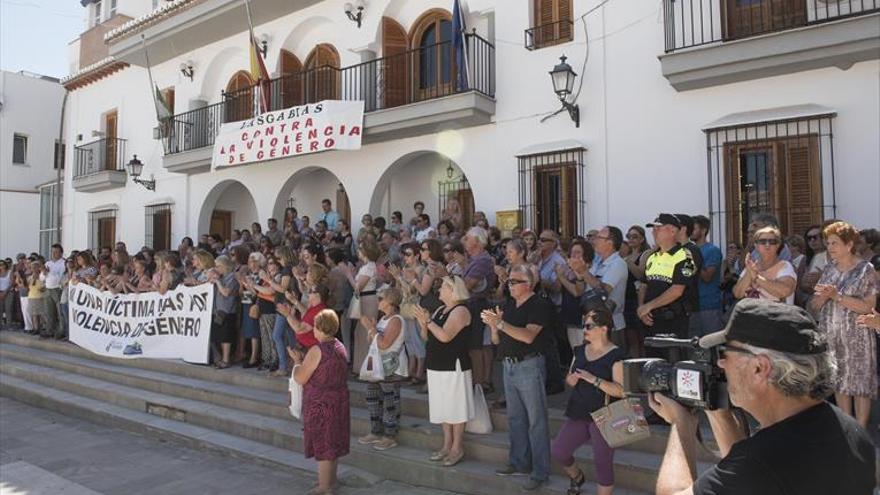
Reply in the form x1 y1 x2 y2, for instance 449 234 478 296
60 0 880 253
212 181 259 232
285 168 343 222
0 191 40 256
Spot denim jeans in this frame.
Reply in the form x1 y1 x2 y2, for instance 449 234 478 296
272 314 290 371
503 354 551 482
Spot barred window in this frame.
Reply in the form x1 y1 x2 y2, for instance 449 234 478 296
145 204 172 251
517 146 586 240
705 111 836 246
89 209 117 252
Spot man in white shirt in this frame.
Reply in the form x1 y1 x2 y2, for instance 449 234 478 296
583 226 629 351
42 244 66 339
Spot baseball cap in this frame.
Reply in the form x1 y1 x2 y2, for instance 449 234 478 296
700 299 826 355
674 214 694 231
645 213 681 229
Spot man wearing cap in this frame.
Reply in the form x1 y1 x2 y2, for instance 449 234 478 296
649 299 875 495
638 214 695 345
674 214 703 319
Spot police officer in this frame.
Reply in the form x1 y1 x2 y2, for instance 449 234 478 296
674 214 703 318
638 214 695 347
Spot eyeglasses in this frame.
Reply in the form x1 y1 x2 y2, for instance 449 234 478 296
583 322 601 330
718 343 756 359
507 279 529 286
755 238 780 246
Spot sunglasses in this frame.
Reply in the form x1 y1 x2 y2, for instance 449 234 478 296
583 322 601 330
626 234 642 240
806 234 821 241
755 238 780 246
718 343 755 359
507 279 529 286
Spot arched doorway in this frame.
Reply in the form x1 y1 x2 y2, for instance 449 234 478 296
273 167 351 232
304 44 339 103
224 70 255 122
278 49 303 108
410 9 453 101
370 151 474 231
382 17 409 108
197 180 259 241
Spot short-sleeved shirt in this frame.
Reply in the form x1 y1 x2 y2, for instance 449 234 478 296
589 252 628 330
295 302 326 348
682 241 704 313
497 294 552 360
743 260 797 305
538 250 567 306
643 244 695 334
698 242 723 311
693 402 875 495
214 272 239 314
463 250 496 299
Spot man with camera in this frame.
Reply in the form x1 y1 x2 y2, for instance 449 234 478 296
649 299 875 495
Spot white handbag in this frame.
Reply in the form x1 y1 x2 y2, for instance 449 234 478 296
466 384 493 434
358 337 385 382
347 294 361 319
288 370 303 420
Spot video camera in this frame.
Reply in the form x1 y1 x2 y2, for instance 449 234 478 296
622 336 730 410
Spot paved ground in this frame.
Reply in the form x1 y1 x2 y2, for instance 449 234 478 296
0 397 463 495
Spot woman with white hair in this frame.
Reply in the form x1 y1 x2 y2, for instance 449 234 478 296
413 275 474 467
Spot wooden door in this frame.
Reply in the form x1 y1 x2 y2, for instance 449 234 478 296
723 135 821 245
210 210 232 242
152 209 172 251
535 0 573 48
104 110 118 170
724 0 806 40
279 50 303 108
305 44 339 103
382 17 409 109
456 188 474 228
225 71 255 122
98 216 115 250
336 186 351 226
534 164 576 239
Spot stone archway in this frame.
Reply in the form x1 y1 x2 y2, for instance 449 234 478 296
197 180 259 241
369 151 472 229
272 167 351 230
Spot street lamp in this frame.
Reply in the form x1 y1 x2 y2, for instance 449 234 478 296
344 0 365 28
179 60 194 81
126 155 156 191
549 55 579 128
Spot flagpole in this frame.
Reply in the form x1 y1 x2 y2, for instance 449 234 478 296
141 34 162 123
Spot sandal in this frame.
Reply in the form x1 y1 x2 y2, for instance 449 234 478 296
567 469 586 495
216 361 229 369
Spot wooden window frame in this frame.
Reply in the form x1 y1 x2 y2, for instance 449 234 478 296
410 9 454 101
517 147 586 241
532 0 574 49
89 209 117 253
145 204 172 251
304 44 340 103
224 70 255 122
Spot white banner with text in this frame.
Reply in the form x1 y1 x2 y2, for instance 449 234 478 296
69 282 214 364
212 100 364 169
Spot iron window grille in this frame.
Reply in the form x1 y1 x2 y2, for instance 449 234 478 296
705 112 836 248
89 209 117 252
145 204 173 251
438 175 474 228
517 147 586 240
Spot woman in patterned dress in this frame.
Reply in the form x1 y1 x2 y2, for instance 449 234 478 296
291 309 350 495
810 221 878 428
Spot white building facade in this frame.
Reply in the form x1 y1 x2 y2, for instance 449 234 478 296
60 0 880 252
0 70 66 257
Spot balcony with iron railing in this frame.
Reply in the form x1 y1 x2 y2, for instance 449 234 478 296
524 20 574 50
659 0 880 90
72 137 129 192
161 34 495 173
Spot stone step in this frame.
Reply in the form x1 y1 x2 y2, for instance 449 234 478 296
0 364 650 495
1 356 689 492
0 337 721 463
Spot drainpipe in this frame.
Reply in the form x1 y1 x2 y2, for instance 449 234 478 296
56 88 69 247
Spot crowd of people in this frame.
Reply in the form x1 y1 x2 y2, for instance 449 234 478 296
2 198 879 495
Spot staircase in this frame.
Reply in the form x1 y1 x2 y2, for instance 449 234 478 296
0 332 719 494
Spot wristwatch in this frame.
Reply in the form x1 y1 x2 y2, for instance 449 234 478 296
593 376 602 387
496 321 504 331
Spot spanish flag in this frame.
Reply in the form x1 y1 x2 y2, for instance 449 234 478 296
246 1 270 114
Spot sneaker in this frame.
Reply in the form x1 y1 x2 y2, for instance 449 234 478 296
495 465 529 477
357 433 383 445
521 478 545 491
372 437 398 451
